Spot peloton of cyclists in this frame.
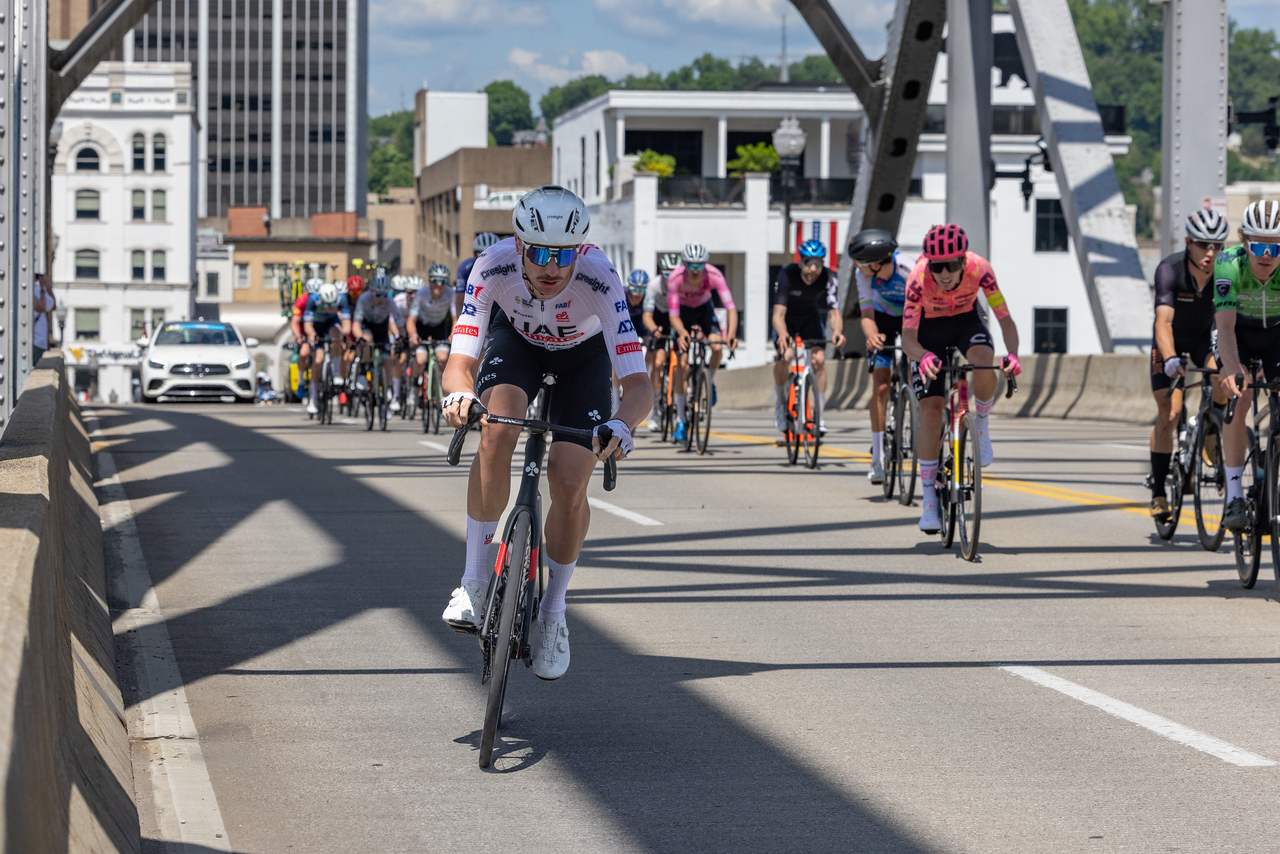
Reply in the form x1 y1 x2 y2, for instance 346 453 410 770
666 244 739 443
440 185 649 680
642 253 680 432
1213 200 1280 532
302 281 353 415
351 270 406 412
407 264 456 388
901 224 1021 534
850 229 913 483
771 236 846 435
1147 209 1231 520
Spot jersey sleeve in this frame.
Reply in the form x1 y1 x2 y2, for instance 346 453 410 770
1213 255 1240 312
352 294 366 324
666 269 684 315
1153 258 1178 310
824 273 840 311
855 270 874 313
709 266 736 311
301 296 316 323
337 297 352 321
975 258 1010 320
389 298 405 327
590 270 646 378
772 267 791 309
902 258 928 329
452 265 493 360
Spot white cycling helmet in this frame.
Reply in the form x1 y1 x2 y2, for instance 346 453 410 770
305 277 324 295
512 185 590 248
1185 209 1229 242
1242 200 1280 238
473 232 501 252
335 279 348 294
318 282 340 306
682 243 709 265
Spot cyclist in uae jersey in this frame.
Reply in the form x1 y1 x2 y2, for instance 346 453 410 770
1212 199 1280 531
850 229 913 483
666 244 739 442
408 265 455 389
641 253 679 432
902 224 1020 535
440 186 649 681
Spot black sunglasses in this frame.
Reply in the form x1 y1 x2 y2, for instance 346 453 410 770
928 259 964 275
1191 240 1225 253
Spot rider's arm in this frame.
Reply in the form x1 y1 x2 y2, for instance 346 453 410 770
303 320 317 342
641 311 658 334
901 326 927 362
352 320 367 341
1153 305 1177 362
723 307 738 344
1216 308 1243 391
828 307 845 346
996 314 1019 359
824 273 844 346
407 315 419 342
771 304 789 342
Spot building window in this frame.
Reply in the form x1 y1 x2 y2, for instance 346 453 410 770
206 271 220 297
235 263 250 289
594 131 601 197
75 189 101 220
580 137 586 197
75 307 101 340
75 249 100 280
152 250 166 281
110 92 122 104
152 189 166 221
153 134 166 172
132 190 146 220
1035 199 1069 252
75 148 100 172
1034 307 1069 353
131 308 148 339
152 309 165 328
908 178 923 198
131 250 145 281
132 133 146 171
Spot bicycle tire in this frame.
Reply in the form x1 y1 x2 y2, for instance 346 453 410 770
940 442 957 549
320 360 334 425
1194 409 1227 551
683 372 697 453
1155 409 1187 540
480 514 531 769
659 368 672 442
897 387 919 507
694 367 712 454
785 379 800 465
1270 440 1280 596
377 367 389 431
883 391 898 501
430 361 443 434
957 414 982 561
1235 430 1261 589
801 376 820 469
363 368 375 431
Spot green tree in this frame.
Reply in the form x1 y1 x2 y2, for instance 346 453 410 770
1229 23 1280 156
368 109 413 160
636 149 676 177
726 142 779 175
788 54 842 85
538 75 611 124
484 80 534 146
367 143 413 194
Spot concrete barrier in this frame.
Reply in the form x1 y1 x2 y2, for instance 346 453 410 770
721 352 1156 424
0 355 138 853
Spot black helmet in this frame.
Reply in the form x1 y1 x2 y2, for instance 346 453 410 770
848 229 898 264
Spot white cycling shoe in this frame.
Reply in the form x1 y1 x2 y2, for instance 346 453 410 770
867 459 885 484
442 581 487 630
306 399 319 415
918 500 941 534
389 398 401 413
646 417 660 433
976 423 994 467
531 618 570 680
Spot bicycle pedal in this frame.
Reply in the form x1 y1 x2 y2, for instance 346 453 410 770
446 620 479 635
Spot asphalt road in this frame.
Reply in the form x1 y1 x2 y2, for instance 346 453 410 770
91 400 1280 853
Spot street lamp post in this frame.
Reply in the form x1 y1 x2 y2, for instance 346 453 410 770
772 117 807 256
55 303 67 347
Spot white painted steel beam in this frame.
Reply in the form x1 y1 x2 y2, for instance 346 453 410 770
945 0 992 258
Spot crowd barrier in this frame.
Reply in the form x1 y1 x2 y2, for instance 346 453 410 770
719 353 1156 424
0 354 138 853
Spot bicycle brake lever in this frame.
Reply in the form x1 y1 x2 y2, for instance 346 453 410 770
445 402 486 466
1005 372 1018 399
596 425 617 491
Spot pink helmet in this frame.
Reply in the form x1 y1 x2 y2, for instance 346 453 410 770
922 224 968 261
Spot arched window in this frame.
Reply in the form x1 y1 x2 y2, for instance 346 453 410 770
75 249 100 280
74 189 100 220
152 134 166 172
132 133 146 171
131 250 146 281
152 250 166 282
75 147 100 172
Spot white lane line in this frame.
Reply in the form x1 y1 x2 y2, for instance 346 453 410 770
588 497 663 526
1000 665 1275 768
419 439 451 453
339 417 360 425
1099 443 1149 452
94 440 233 850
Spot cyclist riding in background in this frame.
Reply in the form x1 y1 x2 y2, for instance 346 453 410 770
302 282 352 415
290 277 325 372
851 228 912 483
901 223 1020 534
408 264 456 386
455 232 502 316
392 275 419 333
352 270 406 412
642 253 680 432
667 243 739 443
440 186 650 680
771 236 846 435
1212 199 1280 531
1148 209 1230 521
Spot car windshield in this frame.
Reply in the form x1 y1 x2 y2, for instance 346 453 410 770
154 323 241 347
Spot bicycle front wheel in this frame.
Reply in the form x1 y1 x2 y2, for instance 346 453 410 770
694 367 712 454
683 373 698 452
1155 410 1187 540
896 387 919 506
480 514 531 769
940 446 957 549
956 414 983 561
801 377 820 469
1269 440 1280 596
785 381 800 465
1194 410 1227 551
882 396 898 501
378 374 390 431
1235 431 1261 589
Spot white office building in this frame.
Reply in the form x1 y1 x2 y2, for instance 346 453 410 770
51 62 199 403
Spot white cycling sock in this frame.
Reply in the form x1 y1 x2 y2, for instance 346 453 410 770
392 376 401 397
872 431 884 463
974 395 995 418
653 388 662 414
676 394 687 423
816 391 826 419
1226 465 1245 502
775 383 786 405
330 356 342 380
538 556 577 623
708 368 717 389
920 458 939 503
309 380 319 405
462 516 499 588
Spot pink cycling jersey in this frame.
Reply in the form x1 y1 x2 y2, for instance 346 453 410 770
666 264 737 314
902 252 1010 329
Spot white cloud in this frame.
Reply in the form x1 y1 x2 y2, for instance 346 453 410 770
582 50 649 79
375 0 547 28
594 0 671 37
508 48 648 87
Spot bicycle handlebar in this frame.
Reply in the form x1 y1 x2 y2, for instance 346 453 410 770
445 404 619 490
938 362 1019 399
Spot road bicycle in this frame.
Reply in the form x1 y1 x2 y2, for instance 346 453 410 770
1224 364 1279 589
680 327 732 455
416 339 446 435
446 375 617 769
934 350 1016 561
781 336 826 468
308 338 339 425
353 339 391 432
1158 361 1227 549
653 333 679 442
870 346 919 504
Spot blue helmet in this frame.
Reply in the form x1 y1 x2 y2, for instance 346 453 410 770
626 269 650 294
798 239 827 260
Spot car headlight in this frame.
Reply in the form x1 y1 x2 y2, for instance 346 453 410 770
148 360 165 370
233 360 251 371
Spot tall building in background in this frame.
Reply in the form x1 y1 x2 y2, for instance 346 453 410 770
127 0 367 221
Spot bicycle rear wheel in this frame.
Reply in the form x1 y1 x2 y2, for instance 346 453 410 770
1155 410 1186 540
896 387 918 506
480 514 531 769
694 368 712 454
1269 441 1280 596
785 381 800 465
683 373 698 452
801 377 820 469
956 414 983 561
1194 410 1227 551
882 395 898 501
1235 433 1261 589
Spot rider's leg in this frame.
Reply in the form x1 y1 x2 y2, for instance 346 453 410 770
460 383 528 587
917 395 945 526
965 344 997 464
329 327 344 381
1223 385 1252 502
811 346 827 426
412 348 427 379
708 337 723 391
674 352 689 423
871 365 891 462
539 442 599 618
1150 386 1179 498
435 347 450 376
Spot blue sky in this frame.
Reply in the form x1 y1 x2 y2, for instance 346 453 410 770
366 0 1279 118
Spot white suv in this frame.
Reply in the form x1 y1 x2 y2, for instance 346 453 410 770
140 321 259 403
